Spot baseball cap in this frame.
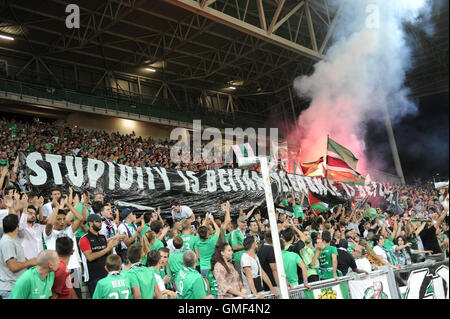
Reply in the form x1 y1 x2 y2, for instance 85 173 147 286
120 208 133 219
237 216 247 222
86 214 102 223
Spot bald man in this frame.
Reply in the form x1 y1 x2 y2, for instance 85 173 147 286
9 250 59 299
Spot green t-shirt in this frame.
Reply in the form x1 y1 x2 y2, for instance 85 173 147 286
229 229 245 262
181 234 198 252
293 204 304 220
0 159 9 168
281 250 302 286
150 238 164 251
128 265 157 299
318 245 338 279
92 272 132 299
168 251 185 281
299 246 318 277
176 266 208 299
140 224 150 237
206 270 218 296
9 267 54 299
74 203 89 238
196 234 219 270
280 199 289 206
365 208 377 219
225 232 232 245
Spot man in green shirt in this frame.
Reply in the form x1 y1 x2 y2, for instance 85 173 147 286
311 231 341 280
150 220 167 251
92 254 132 299
126 243 162 299
196 215 220 277
168 236 185 283
229 216 247 278
175 250 212 299
280 239 311 289
180 219 198 253
9 250 59 299
299 230 320 282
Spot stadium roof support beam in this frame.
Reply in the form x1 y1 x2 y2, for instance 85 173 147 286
164 0 325 61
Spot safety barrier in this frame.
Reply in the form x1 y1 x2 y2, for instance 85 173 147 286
0 77 263 129
233 259 449 299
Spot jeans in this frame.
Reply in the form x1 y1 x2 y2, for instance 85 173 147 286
201 269 209 278
0 290 11 299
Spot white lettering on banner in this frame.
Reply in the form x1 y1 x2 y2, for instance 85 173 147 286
107 162 115 190
186 171 199 193
404 266 449 299
226 169 238 192
433 266 449 299
152 166 171 191
119 164 134 190
242 170 256 191
26 152 47 186
135 167 144 189
303 176 319 193
355 185 366 198
65 156 83 187
278 171 290 192
286 174 300 192
45 154 63 185
233 169 246 191
325 179 339 197
177 171 191 192
206 170 217 192
218 169 231 192
294 175 309 194
313 178 328 196
251 171 264 190
87 158 105 188
145 167 155 190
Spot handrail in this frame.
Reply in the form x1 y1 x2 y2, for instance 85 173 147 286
0 77 266 129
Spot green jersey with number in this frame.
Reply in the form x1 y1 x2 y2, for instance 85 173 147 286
9 267 54 299
176 266 208 299
128 265 157 299
92 272 132 299
181 234 198 252
196 234 219 270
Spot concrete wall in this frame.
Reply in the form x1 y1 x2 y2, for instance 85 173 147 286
59 111 175 141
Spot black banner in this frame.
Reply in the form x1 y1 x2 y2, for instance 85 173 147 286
18 152 393 216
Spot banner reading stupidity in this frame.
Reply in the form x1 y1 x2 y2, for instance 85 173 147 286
18 152 394 215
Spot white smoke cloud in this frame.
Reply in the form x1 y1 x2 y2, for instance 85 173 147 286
290 0 434 173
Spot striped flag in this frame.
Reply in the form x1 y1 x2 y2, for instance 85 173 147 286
231 143 255 158
326 137 365 185
301 157 325 177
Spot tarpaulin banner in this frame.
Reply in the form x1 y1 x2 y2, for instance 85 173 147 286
18 152 395 215
302 281 350 299
394 260 449 299
347 271 393 299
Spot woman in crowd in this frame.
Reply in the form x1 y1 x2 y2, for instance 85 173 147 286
211 242 248 299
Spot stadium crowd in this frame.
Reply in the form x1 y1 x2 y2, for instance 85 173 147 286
0 115 449 299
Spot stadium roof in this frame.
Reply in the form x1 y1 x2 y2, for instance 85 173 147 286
0 0 447 128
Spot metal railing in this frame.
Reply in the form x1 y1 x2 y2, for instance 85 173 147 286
0 77 262 129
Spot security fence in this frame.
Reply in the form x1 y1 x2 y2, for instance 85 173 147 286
233 259 449 299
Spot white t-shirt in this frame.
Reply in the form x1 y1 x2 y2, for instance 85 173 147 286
171 205 193 221
0 209 9 238
355 257 372 273
240 252 262 293
166 238 176 254
117 222 137 250
42 202 55 220
373 245 388 263
43 226 81 270
18 213 46 260
154 272 166 292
